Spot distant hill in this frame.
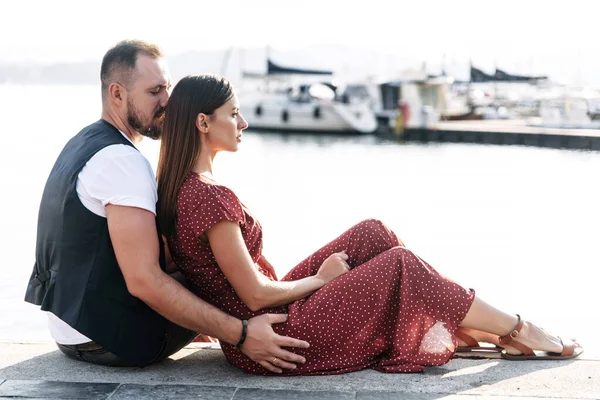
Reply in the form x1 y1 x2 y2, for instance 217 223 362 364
0 62 99 84
0 45 432 86
2 45 570 87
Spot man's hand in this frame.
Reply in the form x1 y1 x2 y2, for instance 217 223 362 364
242 313 309 373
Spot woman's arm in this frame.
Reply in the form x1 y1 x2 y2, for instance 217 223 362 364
207 220 348 311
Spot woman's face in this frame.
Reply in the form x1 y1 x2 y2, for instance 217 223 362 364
205 94 248 154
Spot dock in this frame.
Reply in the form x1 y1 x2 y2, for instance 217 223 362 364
386 120 600 150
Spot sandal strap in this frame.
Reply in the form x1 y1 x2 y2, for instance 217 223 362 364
498 314 535 356
455 330 479 347
559 337 576 357
498 315 523 345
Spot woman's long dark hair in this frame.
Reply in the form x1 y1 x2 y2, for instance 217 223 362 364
157 74 233 237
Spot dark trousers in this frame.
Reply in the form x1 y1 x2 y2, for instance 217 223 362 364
57 322 198 367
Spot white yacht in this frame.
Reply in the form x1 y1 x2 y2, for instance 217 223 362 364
528 94 600 129
239 60 378 134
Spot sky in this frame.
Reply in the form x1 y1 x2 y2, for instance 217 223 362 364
2 0 599 86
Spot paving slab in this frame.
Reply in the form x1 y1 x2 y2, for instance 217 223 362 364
232 388 355 399
0 342 598 400
111 383 235 399
0 380 118 399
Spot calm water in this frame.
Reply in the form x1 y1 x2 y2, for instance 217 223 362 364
1 85 598 357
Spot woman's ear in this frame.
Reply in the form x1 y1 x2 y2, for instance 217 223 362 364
196 113 210 133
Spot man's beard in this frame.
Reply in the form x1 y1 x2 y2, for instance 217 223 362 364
127 100 165 140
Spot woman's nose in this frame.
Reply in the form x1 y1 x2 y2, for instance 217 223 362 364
238 115 248 130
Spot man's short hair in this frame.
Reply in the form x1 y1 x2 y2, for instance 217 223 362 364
100 40 163 99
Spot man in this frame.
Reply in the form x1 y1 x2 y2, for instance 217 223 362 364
25 40 308 372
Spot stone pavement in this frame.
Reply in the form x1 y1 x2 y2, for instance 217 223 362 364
0 342 598 399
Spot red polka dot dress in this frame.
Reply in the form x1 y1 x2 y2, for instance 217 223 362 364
168 172 475 375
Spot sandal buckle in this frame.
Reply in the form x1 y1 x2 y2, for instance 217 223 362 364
509 330 519 339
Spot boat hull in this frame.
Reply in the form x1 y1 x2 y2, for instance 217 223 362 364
240 95 377 134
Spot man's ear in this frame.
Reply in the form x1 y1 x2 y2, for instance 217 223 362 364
109 82 125 106
196 113 210 133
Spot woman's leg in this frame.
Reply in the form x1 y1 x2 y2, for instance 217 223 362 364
282 245 476 373
460 297 569 355
282 219 402 281
455 327 501 348
387 246 578 357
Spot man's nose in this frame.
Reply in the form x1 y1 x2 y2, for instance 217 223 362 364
160 91 169 107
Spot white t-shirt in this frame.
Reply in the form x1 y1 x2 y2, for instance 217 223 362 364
48 131 157 344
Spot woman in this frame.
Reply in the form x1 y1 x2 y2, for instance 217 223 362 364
156 75 582 375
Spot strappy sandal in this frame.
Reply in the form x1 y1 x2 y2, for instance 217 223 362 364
499 315 583 360
454 329 503 359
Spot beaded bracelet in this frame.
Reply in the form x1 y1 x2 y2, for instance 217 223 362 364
234 319 248 349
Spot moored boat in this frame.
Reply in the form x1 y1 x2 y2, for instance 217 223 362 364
239 59 378 134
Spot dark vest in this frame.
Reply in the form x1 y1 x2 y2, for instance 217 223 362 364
25 119 168 366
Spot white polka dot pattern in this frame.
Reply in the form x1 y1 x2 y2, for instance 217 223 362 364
168 172 475 375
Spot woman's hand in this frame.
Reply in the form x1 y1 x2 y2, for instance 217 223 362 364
316 251 350 285
161 235 180 273
257 255 278 280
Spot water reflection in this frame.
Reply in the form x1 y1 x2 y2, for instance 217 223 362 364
244 128 387 147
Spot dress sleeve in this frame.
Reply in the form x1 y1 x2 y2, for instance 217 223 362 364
189 184 245 238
